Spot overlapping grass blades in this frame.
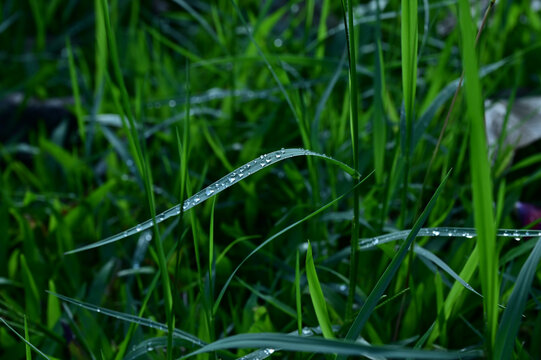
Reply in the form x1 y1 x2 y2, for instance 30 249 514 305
65 148 357 254
340 170 450 351
182 332 482 359
458 0 498 349
494 238 541 359
0 317 51 360
47 292 206 347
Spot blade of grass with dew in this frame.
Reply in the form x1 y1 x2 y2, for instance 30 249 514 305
213 174 372 315
182 332 482 359
340 170 450 354
305 241 334 339
48 292 206 347
342 0 361 323
494 238 541 359
458 0 498 349
0 317 51 360
65 149 357 254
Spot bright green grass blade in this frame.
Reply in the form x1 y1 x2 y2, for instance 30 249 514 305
0 317 50 360
494 238 541 359
48 292 206 347
46 280 61 329
373 36 386 184
341 170 450 349
24 316 31 360
65 149 357 254
182 332 482 359
20 254 40 320
295 250 302 335
213 175 371 315
458 0 498 348
305 242 334 339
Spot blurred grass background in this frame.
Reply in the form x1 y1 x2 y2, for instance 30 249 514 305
1 0 541 359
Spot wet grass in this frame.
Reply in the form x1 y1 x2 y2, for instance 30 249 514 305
1 1 541 359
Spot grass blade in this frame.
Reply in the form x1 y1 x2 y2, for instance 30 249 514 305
306 241 334 339
458 0 498 349
0 317 50 360
182 332 482 359
494 238 541 359
342 170 451 348
65 148 358 254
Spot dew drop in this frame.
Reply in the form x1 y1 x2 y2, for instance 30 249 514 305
275 153 281 159
194 197 200 203
206 188 215 196
238 171 244 177
514 237 521 241
145 233 152 242
123 231 129 238
168 99 177 107
158 214 165 222
96 308 101 313
260 162 266 167
432 230 440 236
466 234 473 239
229 176 235 183
301 328 312 336
136 225 141 232
280 148 285 154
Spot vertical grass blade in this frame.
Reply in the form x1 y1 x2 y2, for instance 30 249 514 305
305 242 334 339
66 39 86 145
342 0 361 322
494 238 541 359
458 0 498 350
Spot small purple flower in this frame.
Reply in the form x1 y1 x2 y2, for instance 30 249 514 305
515 202 541 230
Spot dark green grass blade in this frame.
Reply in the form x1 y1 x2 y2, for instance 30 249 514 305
458 0 498 347
48 292 206 347
0 317 51 360
342 170 451 347
66 149 357 254
182 332 482 359
494 238 541 359
306 242 334 339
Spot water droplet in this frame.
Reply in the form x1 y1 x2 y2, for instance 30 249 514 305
194 197 200 203
206 188 215 196
273 38 283 47
432 231 440 236
502 232 509 237
448 232 453 236
168 99 176 107
514 237 521 241
136 225 141 232
158 214 165 221
275 153 281 158
372 239 379 246
280 148 285 154
123 231 129 238
260 162 266 167
238 171 244 177
145 233 152 242
339 284 347 292
229 176 235 183
466 234 473 239
96 308 101 313
525 231 530 236
301 328 312 336
260 155 264 160
266 348 275 355
177 206 183 214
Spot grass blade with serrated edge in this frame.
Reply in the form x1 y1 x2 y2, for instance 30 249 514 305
339 170 451 354
458 0 498 349
494 238 541 359
213 174 372 315
0 317 50 360
181 332 482 359
65 149 357 254
306 242 334 339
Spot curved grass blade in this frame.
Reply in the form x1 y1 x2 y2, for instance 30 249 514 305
494 238 541 359
65 148 357 255
181 332 482 359
48 292 206 347
0 317 51 360
341 170 451 351
306 242 334 339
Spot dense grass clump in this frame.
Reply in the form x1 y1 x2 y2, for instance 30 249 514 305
1 1 541 359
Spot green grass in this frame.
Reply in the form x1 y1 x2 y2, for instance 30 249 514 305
2 1 541 359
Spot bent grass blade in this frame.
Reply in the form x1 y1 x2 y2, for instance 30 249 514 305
65 148 357 255
47 292 206 347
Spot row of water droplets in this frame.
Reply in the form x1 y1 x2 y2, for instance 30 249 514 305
359 227 541 249
53 292 206 346
67 149 336 254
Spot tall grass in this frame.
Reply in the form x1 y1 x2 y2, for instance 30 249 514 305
2 1 541 359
